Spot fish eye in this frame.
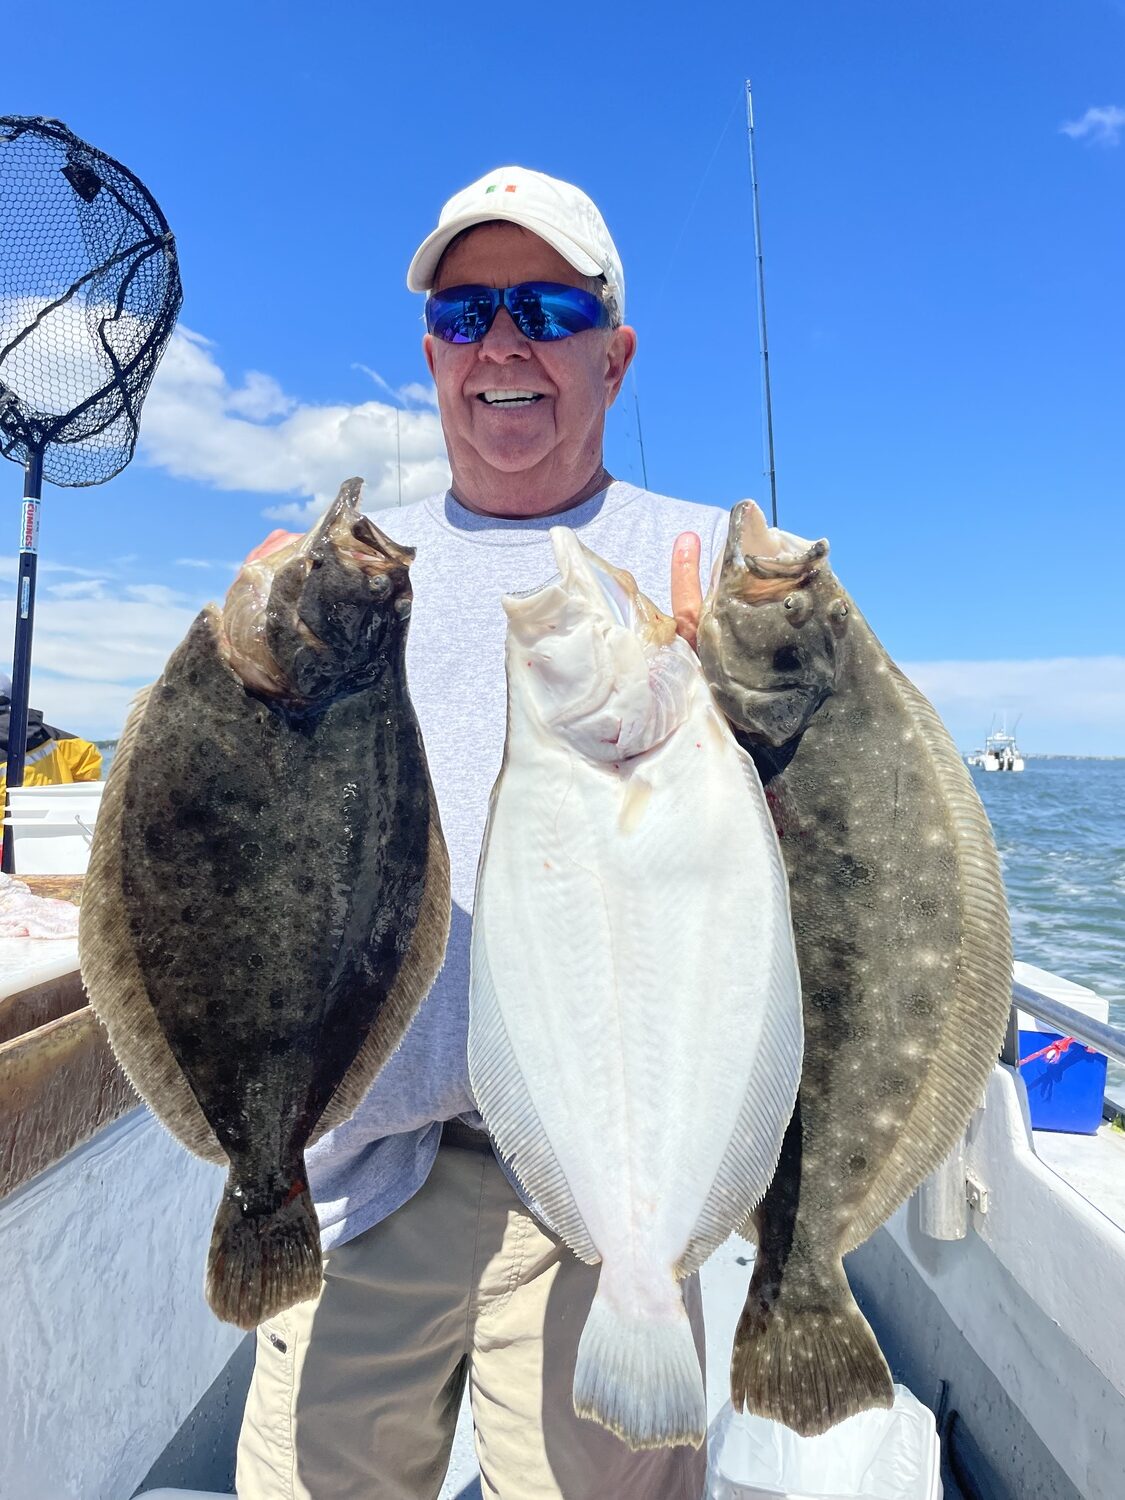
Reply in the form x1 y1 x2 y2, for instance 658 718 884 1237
829 598 849 620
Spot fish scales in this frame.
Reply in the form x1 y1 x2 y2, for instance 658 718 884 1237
80 480 449 1329
697 501 1011 1438
470 527 803 1450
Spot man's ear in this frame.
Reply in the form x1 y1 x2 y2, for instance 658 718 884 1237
604 325 637 408
423 332 436 379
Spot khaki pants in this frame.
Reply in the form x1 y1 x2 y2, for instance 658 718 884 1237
236 1133 707 1500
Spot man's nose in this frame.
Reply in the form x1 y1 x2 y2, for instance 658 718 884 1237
477 308 531 360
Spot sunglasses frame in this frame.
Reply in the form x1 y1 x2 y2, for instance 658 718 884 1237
424 281 612 344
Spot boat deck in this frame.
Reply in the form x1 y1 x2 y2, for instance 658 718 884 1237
1034 1121 1125 1234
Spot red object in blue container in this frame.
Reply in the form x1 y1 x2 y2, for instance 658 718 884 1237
1019 1029 1108 1134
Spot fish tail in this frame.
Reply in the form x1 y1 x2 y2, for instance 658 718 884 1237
731 1255 892 1437
205 1168 323 1329
572 1279 705 1450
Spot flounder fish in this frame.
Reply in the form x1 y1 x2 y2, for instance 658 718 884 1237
697 501 1011 1436
79 479 449 1329
469 527 803 1450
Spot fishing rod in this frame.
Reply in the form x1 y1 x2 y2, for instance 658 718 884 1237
395 406 402 507
745 80 779 528
630 367 649 490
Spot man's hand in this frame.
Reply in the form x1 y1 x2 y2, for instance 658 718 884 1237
671 532 704 650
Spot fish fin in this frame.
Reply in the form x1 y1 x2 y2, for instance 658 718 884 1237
845 664 1011 1250
468 898 599 1265
573 1284 706 1450
731 1258 892 1437
80 669 227 1165
312 782 451 1140
206 1169 322 1329
677 735 803 1277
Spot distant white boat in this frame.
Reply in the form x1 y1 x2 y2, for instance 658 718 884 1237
968 723 1025 772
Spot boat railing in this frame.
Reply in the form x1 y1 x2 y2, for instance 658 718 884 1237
1002 979 1125 1119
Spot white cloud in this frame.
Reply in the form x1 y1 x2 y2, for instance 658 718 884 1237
175 557 241 572
1060 105 1125 146
225 370 296 420
902 655 1125 757
398 382 440 409
1 592 204 739
140 329 451 523
123 583 190 608
43 579 109 601
0 555 110 583
352 363 438 409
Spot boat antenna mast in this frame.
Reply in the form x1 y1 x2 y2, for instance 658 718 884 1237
746 80 778 527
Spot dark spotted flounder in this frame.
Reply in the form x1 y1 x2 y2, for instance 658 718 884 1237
79 479 449 1329
697 501 1011 1437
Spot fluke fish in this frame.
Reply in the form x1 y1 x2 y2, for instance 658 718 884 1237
698 501 1011 1437
80 479 449 1329
470 527 803 1450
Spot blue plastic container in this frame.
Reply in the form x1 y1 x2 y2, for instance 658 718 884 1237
1018 1028 1108 1134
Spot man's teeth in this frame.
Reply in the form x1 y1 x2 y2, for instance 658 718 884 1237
479 390 542 406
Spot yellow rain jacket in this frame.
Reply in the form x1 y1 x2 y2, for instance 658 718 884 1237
2 736 102 788
0 698 102 789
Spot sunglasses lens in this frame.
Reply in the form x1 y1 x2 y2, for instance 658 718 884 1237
426 287 498 343
425 283 610 343
509 284 608 340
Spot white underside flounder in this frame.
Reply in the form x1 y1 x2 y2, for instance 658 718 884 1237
469 527 803 1449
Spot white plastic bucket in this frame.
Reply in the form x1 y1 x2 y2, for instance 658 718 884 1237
704 1384 942 1500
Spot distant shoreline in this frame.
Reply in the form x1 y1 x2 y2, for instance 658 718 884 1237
970 753 1125 763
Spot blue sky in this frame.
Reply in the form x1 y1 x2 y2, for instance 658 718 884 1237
3 0 1123 751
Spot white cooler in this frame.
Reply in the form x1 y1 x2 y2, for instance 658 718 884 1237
3 781 105 874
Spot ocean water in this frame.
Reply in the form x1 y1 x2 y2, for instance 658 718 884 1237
972 758 1125 1087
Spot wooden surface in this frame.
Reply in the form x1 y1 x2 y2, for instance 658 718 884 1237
0 895 138 1201
0 967 87 1047
0 1005 137 1201
20 874 85 906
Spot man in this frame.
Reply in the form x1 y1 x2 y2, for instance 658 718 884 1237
0 672 102 788
237 167 723 1500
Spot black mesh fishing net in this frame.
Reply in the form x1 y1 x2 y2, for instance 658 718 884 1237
0 115 182 486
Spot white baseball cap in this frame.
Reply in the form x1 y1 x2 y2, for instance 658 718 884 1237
407 166 625 317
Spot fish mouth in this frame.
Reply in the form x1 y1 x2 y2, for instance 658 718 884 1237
545 528 676 644
708 501 828 604
551 528 635 626
500 529 638 638
500 530 675 652
303 478 415 577
221 478 413 702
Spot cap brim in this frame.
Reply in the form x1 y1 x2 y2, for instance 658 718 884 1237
407 206 603 291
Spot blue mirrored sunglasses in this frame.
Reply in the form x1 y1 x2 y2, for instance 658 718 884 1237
425 281 611 344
